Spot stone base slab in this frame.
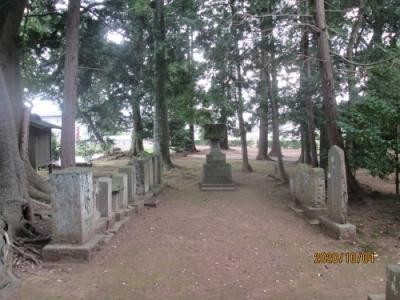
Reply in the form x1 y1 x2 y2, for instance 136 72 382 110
200 183 236 191
367 295 385 300
42 234 104 262
319 216 356 241
144 197 160 207
114 210 126 222
303 206 326 224
133 200 145 214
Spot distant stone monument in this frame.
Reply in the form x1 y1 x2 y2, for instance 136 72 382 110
319 146 356 240
200 124 235 191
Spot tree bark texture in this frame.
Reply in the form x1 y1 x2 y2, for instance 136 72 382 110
61 0 81 168
153 0 173 168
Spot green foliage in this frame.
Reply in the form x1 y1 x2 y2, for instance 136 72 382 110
51 133 60 161
76 140 104 162
169 119 192 152
340 64 400 177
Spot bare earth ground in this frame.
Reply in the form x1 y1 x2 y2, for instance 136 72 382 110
7 149 400 300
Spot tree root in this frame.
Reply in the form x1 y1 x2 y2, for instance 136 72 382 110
11 243 41 266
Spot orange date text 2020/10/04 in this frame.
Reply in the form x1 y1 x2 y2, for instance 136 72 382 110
313 252 375 264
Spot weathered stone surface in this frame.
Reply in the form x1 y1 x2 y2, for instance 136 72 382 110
42 234 104 262
151 155 158 187
319 216 356 240
292 164 326 208
327 145 348 224
119 166 136 204
95 177 112 218
204 123 225 140
144 158 151 193
49 168 96 244
133 158 150 195
318 146 356 240
112 173 128 210
147 157 155 190
386 265 400 300
155 154 162 185
201 125 234 190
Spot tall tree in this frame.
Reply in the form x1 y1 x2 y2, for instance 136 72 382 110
230 0 253 173
60 0 81 168
153 0 173 167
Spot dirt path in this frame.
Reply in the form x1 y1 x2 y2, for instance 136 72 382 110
10 157 393 300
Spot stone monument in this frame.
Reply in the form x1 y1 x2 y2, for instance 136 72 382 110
43 168 104 262
200 124 235 191
319 146 356 240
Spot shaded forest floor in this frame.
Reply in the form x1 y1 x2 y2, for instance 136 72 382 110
6 153 400 300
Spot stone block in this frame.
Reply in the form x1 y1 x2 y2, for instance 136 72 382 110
204 123 225 140
367 295 385 300
155 154 162 185
147 157 155 190
327 145 348 224
133 158 150 195
49 168 96 244
133 200 145 215
112 173 128 209
151 155 158 187
386 265 400 300
42 234 104 262
319 216 356 241
95 177 112 218
118 166 136 205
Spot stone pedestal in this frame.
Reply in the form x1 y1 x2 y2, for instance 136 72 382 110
200 124 235 191
112 173 128 221
96 177 112 218
134 158 150 196
43 168 104 262
319 146 356 241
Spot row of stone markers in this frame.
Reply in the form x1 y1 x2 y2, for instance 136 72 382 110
42 154 163 262
290 146 356 241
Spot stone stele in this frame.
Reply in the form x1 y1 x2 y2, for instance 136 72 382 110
200 124 235 191
319 146 356 241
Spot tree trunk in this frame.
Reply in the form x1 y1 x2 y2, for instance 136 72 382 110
300 0 318 167
319 123 329 170
0 68 29 236
257 46 272 161
314 0 341 147
315 0 361 198
187 123 198 152
256 104 271 160
61 0 81 168
79 110 106 146
230 0 252 173
131 98 144 156
129 13 146 157
219 107 230 150
153 0 173 168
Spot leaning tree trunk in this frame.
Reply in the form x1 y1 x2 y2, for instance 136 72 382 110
61 0 81 168
153 0 173 168
315 0 361 198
